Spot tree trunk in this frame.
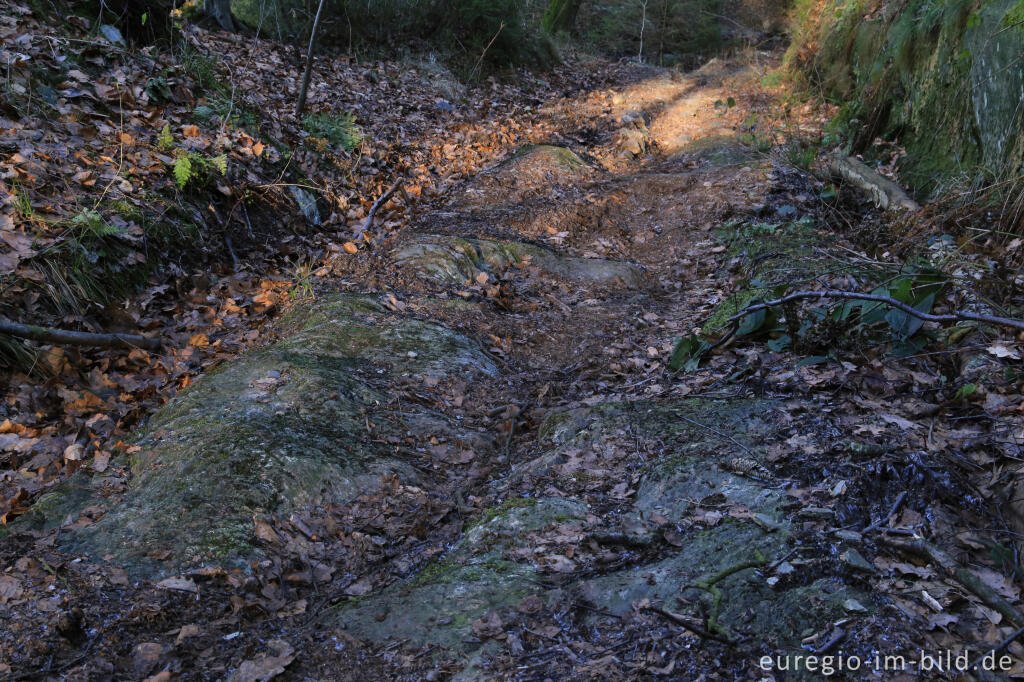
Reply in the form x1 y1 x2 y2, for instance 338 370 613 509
541 0 582 33
295 0 326 116
203 0 236 32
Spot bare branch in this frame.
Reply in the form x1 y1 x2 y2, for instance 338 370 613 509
726 290 1024 332
352 180 403 240
0 319 161 350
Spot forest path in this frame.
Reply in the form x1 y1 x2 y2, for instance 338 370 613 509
2 55 1017 680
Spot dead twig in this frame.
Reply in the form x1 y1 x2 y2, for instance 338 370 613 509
0 319 160 350
671 412 755 456
726 290 1024 332
968 625 1024 672
643 606 735 644
863 491 907 534
352 181 403 241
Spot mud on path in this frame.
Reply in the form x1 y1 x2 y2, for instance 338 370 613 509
2 57 1020 680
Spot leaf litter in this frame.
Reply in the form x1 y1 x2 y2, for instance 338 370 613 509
0 4 1023 681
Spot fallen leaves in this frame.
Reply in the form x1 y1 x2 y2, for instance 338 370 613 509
156 576 199 594
229 640 295 682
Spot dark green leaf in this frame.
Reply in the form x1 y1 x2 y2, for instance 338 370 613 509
795 355 829 368
736 308 767 336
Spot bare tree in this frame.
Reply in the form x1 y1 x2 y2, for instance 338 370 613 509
638 0 649 60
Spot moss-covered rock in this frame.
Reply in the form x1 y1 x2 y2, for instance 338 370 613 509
789 0 1024 194
500 397 868 650
393 234 648 288
700 217 836 335
672 135 757 167
16 295 498 578
455 145 593 208
335 496 586 651
579 521 862 647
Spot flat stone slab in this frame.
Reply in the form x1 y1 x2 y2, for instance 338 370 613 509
336 496 587 651
393 234 648 289
335 397 868 672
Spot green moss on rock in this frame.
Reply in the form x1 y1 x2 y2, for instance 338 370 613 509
14 295 498 578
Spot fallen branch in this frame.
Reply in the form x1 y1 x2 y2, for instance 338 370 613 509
828 155 921 212
0 319 161 351
351 180 403 241
969 625 1024 673
879 536 1024 628
726 290 1024 332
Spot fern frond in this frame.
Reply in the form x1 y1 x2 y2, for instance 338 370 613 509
173 155 193 189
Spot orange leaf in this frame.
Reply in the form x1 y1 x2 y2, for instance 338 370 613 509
182 125 201 138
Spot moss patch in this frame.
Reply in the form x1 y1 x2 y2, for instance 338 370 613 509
14 295 498 578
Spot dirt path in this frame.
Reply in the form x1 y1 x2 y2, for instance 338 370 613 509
3 56 1022 681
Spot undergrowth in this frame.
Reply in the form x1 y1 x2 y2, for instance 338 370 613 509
302 112 364 152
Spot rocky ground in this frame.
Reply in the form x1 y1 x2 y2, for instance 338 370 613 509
2 49 1024 681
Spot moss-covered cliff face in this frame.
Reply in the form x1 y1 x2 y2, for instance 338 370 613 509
788 0 1024 196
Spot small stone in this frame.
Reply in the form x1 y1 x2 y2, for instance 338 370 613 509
834 529 863 543
840 548 875 573
843 598 867 613
799 506 835 520
516 594 544 615
775 561 796 576
752 513 780 531
132 642 165 677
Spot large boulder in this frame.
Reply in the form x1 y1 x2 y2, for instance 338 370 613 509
17 296 498 578
789 0 1024 194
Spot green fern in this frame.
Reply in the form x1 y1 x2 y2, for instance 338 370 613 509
302 112 363 152
173 155 193 189
157 123 174 151
210 153 227 175
70 209 124 240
